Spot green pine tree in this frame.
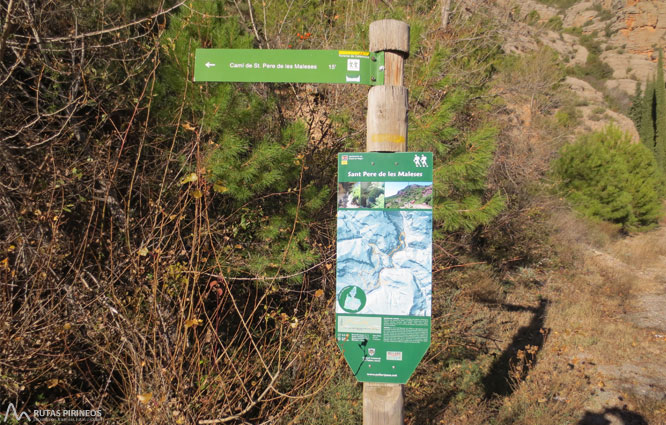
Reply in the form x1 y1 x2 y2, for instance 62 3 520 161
555 125 663 231
629 81 642 130
639 76 656 150
623 142 664 227
409 44 505 233
655 48 666 169
154 1 328 281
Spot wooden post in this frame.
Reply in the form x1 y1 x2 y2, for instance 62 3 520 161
367 20 409 153
441 0 452 30
364 19 409 425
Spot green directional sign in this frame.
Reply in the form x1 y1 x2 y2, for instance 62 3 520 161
336 152 433 384
194 49 384 85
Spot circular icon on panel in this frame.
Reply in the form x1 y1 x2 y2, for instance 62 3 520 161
338 285 366 313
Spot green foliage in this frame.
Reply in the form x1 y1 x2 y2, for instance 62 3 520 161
591 4 613 22
351 183 361 206
536 0 580 9
636 49 666 170
410 95 504 232
207 122 307 201
156 1 328 280
286 377 362 424
571 52 614 80
359 182 385 208
451 359 485 401
418 120 505 232
629 81 643 129
156 3 255 130
545 16 564 31
604 22 615 38
554 126 663 231
655 49 666 169
385 184 433 209
579 33 602 55
640 77 656 149
526 10 541 26
408 16 506 233
554 104 581 128
563 26 583 36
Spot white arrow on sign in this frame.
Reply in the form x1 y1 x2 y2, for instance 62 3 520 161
205 62 216 68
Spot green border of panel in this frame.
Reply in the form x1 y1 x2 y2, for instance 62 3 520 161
336 152 433 384
194 49 385 85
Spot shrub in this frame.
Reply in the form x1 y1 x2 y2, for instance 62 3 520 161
537 0 580 9
572 52 614 80
545 16 563 31
526 10 540 25
579 32 602 55
564 26 583 36
604 23 615 38
554 104 581 128
554 125 664 231
591 4 613 21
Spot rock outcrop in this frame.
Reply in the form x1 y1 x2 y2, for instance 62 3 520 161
563 77 640 142
604 0 666 91
492 0 658 141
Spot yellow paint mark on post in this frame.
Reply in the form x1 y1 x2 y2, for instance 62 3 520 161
370 134 406 144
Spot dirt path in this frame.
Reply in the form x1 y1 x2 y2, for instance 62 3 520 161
482 223 666 425
572 227 666 424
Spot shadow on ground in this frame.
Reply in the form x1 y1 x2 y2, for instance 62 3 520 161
481 298 549 398
578 407 649 425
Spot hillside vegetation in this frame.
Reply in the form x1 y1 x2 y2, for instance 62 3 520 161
385 185 433 209
1 0 665 424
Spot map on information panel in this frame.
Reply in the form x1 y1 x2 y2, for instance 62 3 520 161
336 152 432 384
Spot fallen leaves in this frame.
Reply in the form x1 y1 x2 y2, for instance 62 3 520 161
137 392 153 404
185 318 203 329
180 173 198 185
213 181 227 193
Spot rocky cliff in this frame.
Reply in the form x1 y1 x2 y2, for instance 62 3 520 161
603 0 666 90
495 0 665 142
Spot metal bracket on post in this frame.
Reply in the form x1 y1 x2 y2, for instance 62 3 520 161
369 51 385 86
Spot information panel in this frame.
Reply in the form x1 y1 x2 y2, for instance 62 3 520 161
336 152 433 383
194 49 384 85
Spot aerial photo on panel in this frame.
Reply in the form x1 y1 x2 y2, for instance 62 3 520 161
336 210 432 316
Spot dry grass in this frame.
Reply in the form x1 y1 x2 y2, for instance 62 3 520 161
436 209 666 425
466 267 507 305
535 219 666 423
549 207 619 252
609 227 666 271
494 359 589 425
